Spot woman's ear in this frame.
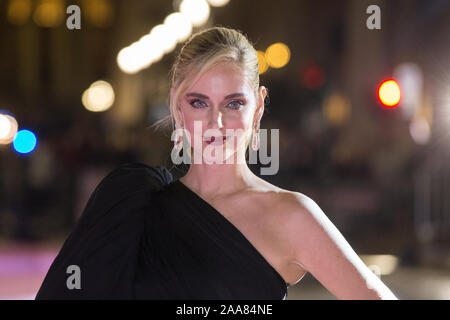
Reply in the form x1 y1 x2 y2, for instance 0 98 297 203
255 86 267 122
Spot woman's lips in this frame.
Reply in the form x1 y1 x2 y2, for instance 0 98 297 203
204 136 227 145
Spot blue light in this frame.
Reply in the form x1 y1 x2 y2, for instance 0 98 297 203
13 129 37 154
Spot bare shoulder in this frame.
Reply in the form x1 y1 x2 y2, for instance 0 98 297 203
253 179 319 220
248 176 333 241
271 189 336 251
270 188 330 245
261 184 398 299
248 177 315 215
251 180 328 246
275 189 315 213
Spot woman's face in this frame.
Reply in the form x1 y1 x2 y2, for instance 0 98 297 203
175 61 265 164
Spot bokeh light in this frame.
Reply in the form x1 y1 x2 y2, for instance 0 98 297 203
378 79 401 108
301 65 325 90
117 0 230 74
136 35 164 68
82 0 114 28
164 12 193 43
179 0 210 27
265 42 290 69
149 24 178 54
207 0 229 6
0 115 11 140
117 23 179 74
394 63 423 119
0 111 19 145
257 50 269 74
33 0 65 28
359 255 399 276
117 44 142 74
7 0 32 25
82 80 115 112
13 129 37 154
409 115 431 145
323 93 351 126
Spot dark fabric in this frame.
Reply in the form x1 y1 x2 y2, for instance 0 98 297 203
35 163 288 300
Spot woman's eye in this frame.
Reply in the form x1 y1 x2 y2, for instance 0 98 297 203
227 100 244 109
189 100 207 108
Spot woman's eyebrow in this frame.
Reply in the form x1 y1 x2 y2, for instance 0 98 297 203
224 93 246 99
185 92 246 99
186 92 209 99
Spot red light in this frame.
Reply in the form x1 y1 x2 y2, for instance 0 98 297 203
301 65 325 90
378 79 401 108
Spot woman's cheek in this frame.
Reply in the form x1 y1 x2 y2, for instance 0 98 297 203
183 118 203 143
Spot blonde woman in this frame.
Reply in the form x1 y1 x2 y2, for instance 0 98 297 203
36 27 397 300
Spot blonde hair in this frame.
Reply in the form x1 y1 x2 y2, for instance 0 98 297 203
152 26 261 131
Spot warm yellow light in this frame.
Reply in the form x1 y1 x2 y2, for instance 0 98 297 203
136 35 164 68
7 0 32 25
378 80 401 107
149 24 178 54
82 81 115 112
117 23 178 74
0 113 19 145
164 12 192 43
82 0 114 28
179 0 210 27
257 50 269 74
117 46 140 74
207 0 229 6
33 0 65 28
117 0 215 74
0 115 11 140
410 115 431 145
421 93 433 126
360 255 399 276
117 44 144 74
265 42 290 69
323 94 351 126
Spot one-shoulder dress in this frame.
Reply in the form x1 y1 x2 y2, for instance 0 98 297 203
35 163 289 300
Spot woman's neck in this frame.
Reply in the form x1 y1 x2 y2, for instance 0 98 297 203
179 162 257 198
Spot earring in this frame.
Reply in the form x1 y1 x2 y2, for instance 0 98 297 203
174 123 183 152
251 121 260 151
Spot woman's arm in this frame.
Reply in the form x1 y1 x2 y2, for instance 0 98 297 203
281 192 398 300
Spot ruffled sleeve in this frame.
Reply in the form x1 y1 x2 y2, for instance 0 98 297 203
35 163 172 299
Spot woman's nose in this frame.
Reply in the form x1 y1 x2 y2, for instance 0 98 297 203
209 110 223 129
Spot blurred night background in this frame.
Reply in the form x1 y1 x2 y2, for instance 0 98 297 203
1 0 450 299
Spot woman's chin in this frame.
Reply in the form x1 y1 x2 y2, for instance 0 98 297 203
203 149 233 164
190 146 239 165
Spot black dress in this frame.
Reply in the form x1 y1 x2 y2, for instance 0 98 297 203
35 163 289 300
